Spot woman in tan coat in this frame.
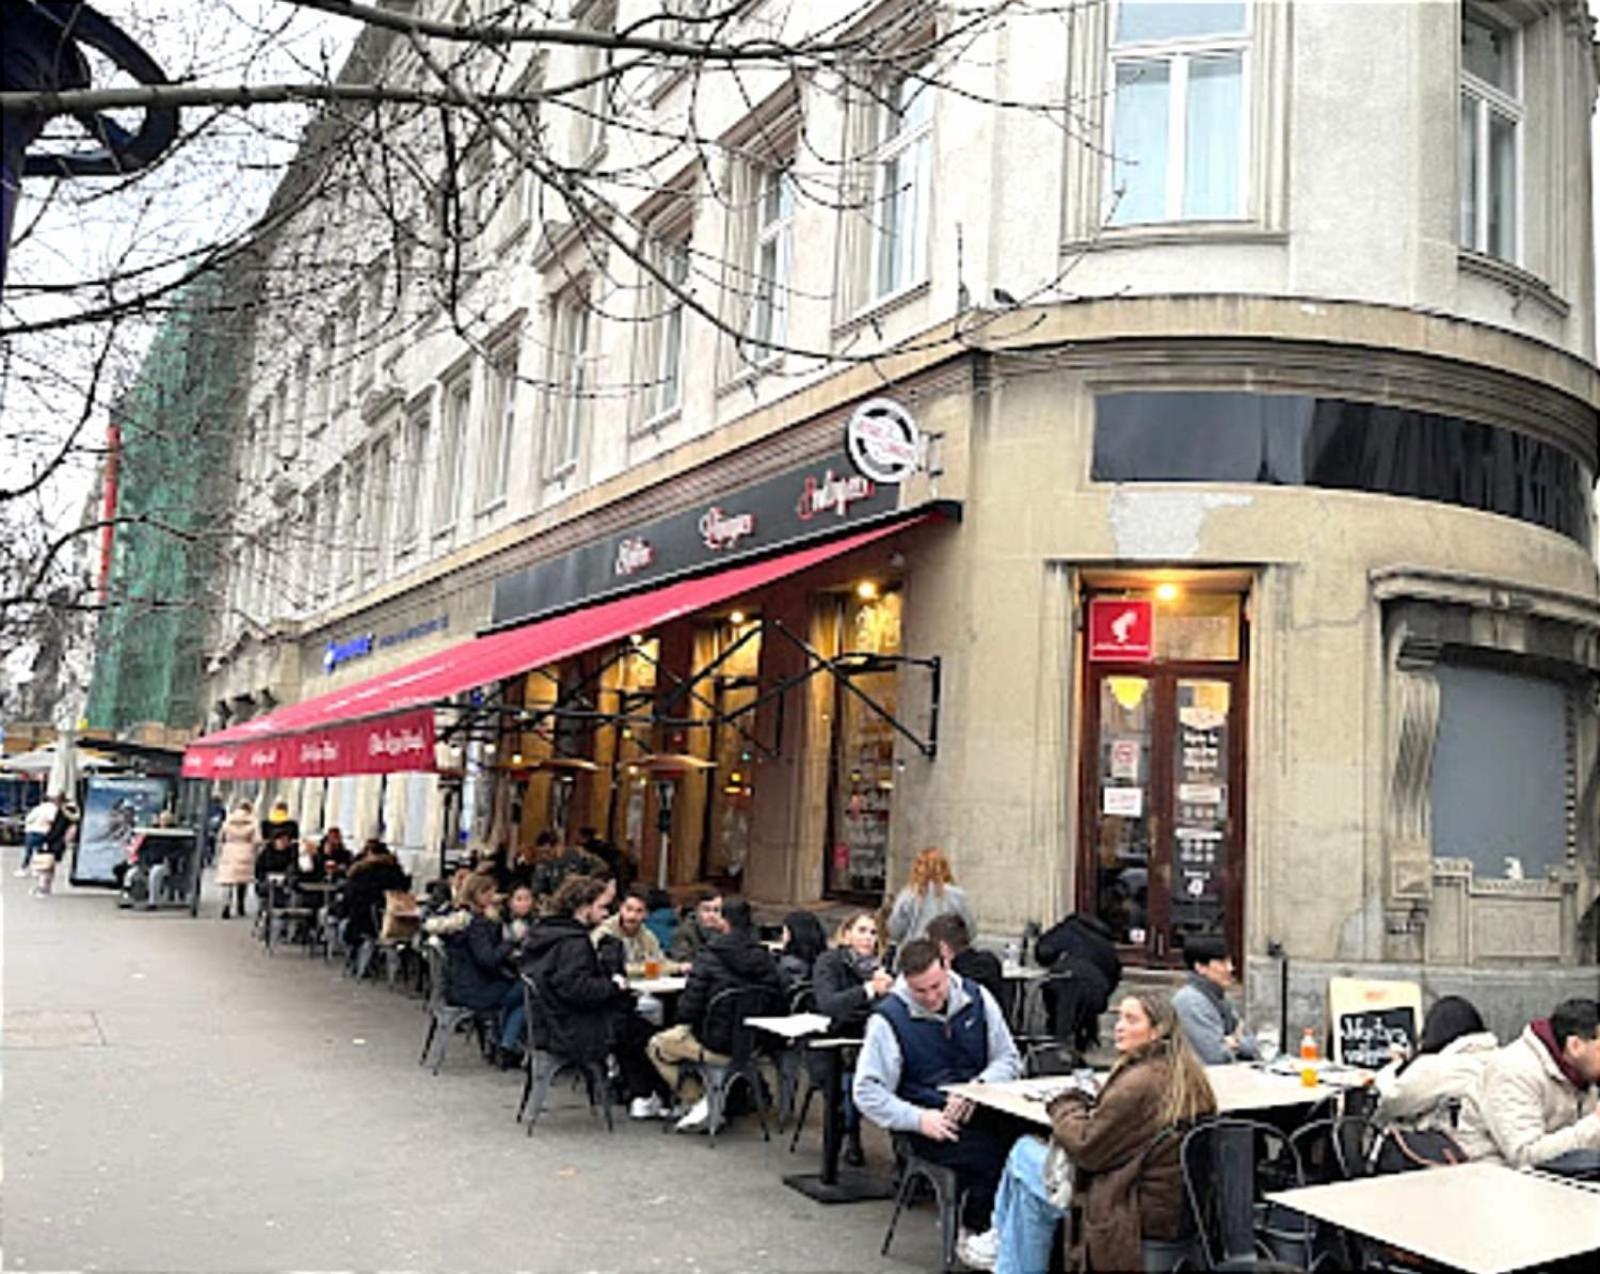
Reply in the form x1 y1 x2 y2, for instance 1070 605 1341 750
214 801 262 918
992 991 1217 1274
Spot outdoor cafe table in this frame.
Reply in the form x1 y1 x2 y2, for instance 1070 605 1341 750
943 1063 1354 1128
1265 1162 1600 1274
627 975 688 996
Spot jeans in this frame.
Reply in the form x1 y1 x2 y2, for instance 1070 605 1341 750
497 980 526 1051
994 1135 1067 1274
21 831 43 868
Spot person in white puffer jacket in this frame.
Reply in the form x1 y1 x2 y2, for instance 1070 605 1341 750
1372 995 1497 1132
1455 997 1600 1168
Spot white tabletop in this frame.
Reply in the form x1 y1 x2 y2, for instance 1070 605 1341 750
628 976 688 996
944 1063 1338 1129
1001 963 1048 981
746 1012 833 1040
1266 1162 1600 1274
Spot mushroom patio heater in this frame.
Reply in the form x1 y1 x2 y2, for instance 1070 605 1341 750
1 0 178 284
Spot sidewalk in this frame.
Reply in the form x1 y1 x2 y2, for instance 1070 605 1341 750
1 864 938 1273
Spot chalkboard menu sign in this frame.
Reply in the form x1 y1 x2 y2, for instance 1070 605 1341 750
1328 976 1423 1069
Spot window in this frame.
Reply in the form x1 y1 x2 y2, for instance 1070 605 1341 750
360 257 389 385
273 380 291 465
294 352 312 438
310 321 333 432
1458 9 1519 262
1106 2 1248 225
478 346 518 507
315 475 338 599
333 292 358 409
298 490 318 607
749 164 795 354
460 140 493 245
568 4 614 163
340 454 364 586
365 433 392 578
637 230 690 425
868 72 932 302
396 398 430 545
545 289 590 477
435 375 470 531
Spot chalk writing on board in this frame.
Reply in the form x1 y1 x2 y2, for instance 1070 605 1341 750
1336 1006 1417 1069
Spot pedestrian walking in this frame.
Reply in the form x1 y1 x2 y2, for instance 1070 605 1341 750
16 791 59 875
215 800 262 918
31 795 77 898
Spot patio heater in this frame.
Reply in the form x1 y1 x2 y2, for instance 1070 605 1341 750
1 0 178 284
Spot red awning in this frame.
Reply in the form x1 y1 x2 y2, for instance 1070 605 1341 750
183 519 922 780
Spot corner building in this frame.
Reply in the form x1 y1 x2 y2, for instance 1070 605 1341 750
196 1 1600 1029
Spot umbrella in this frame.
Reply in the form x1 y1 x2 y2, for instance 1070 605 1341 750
0 742 112 778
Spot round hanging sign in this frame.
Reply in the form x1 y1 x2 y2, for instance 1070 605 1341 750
845 398 921 484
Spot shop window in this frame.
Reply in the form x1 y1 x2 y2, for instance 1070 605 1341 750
828 589 903 898
1431 663 1570 880
706 618 762 880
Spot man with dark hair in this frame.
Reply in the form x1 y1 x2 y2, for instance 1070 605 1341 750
648 896 782 1133
926 913 1005 1008
1458 998 1600 1167
1171 934 1256 1064
668 889 723 962
854 937 1021 1271
593 883 664 968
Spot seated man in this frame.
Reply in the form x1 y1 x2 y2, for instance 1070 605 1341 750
1171 935 1256 1065
594 883 666 970
1457 997 1600 1168
648 897 782 1133
926 912 1005 1008
854 937 1022 1272
667 890 723 963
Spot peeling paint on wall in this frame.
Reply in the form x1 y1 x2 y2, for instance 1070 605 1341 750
1108 490 1254 559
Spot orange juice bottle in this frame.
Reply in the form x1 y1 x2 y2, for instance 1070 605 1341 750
1299 1027 1319 1087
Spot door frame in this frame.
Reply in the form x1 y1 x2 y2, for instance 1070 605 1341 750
1075 653 1249 968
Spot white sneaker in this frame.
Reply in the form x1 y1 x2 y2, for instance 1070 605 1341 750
14 868 30 877
957 1228 998 1271
629 1094 664 1120
674 1096 711 1132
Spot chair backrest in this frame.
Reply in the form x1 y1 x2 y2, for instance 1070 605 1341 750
422 939 451 1010
1290 1115 1379 1184
1181 1118 1303 1269
519 971 550 1053
788 981 815 1014
709 984 782 1066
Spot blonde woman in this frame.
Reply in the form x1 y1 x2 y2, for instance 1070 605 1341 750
992 991 1217 1274
808 911 894 1166
887 847 975 946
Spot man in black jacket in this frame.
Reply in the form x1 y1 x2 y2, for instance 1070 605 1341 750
926 913 1006 1009
648 897 783 1133
521 876 672 1117
1033 911 1121 1051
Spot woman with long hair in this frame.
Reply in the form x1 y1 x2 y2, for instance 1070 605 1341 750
776 910 829 990
992 991 1217 1274
886 847 976 947
424 873 524 1067
808 910 895 1165
1373 995 1497 1131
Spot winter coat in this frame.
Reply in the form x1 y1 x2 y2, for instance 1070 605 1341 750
340 852 411 940
644 906 678 952
1035 913 1121 989
431 910 516 1012
25 800 58 837
1172 973 1256 1064
951 948 1005 1009
678 930 784 1055
522 916 630 1062
1456 1023 1600 1167
887 883 975 947
254 842 296 884
812 946 884 1037
44 804 77 855
1373 1031 1499 1132
260 814 299 847
592 913 663 965
1048 1045 1214 1273
669 914 715 963
214 811 262 885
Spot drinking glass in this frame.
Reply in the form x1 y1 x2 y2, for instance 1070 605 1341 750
642 958 662 980
1255 1025 1280 1064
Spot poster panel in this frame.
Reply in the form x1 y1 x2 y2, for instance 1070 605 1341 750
73 775 173 886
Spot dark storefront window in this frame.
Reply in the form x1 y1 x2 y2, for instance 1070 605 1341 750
827 589 903 899
1093 391 1594 549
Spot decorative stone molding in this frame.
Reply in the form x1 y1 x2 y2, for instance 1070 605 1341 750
1386 628 1440 903
1428 856 1579 964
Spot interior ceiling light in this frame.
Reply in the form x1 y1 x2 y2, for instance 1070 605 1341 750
856 580 879 600
1155 582 1181 602
729 610 746 625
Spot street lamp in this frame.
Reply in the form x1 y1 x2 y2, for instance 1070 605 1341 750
1 1 179 283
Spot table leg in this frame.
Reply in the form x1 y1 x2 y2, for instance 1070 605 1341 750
781 1043 895 1205
819 1042 842 1187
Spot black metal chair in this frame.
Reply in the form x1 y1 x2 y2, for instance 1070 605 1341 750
772 981 815 1131
1290 1114 1379 1185
668 984 781 1148
417 939 493 1075
1180 1117 1312 1271
881 1132 964 1273
517 973 614 1135
256 874 317 956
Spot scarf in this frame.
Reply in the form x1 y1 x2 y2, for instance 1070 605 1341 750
1531 1018 1591 1090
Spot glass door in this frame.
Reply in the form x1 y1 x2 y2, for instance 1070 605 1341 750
1081 664 1245 964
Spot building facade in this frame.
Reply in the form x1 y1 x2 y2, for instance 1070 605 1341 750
200 0 1600 1029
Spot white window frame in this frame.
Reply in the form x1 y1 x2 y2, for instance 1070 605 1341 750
1458 9 1522 265
364 432 392 580
298 490 318 609
360 256 389 386
315 475 338 601
333 291 359 411
396 397 430 548
545 289 589 479
639 231 690 427
434 374 470 534
748 163 795 357
1104 3 1252 227
310 320 334 433
477 344 519 509
340 452 365 588
866 72 933 307
568 4 615 165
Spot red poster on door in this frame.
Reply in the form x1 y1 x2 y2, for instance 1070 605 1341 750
1088 598 1154 662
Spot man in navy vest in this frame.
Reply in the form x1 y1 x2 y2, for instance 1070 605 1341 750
855 937 1021 1270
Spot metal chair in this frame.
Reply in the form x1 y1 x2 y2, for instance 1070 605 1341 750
257 874 317 956
1180 1117 1312 1271
881 1132 963 1273
417 939 492 1075
669 984 781 1148
516 973 614 1135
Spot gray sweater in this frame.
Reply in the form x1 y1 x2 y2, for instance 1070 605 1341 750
1172 972 1257 1065
887 884 975 947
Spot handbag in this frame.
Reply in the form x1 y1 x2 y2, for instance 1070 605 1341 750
31 851 56 874
1373 1127 1466 1173
1041 1136 1076 1210
380 890 421 941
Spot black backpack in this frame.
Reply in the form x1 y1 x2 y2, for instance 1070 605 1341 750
1372 1127 1467 1173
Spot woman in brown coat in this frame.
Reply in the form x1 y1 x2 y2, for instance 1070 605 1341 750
991 991 1216 1274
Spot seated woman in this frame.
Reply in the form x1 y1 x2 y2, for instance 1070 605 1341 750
424 873 524 1068
993 991 1217 1274
776 910 828 992
521 876 675 1120
809 911 895 1166
338 839 412 949
502 883 538 954
1373 995 1496 1132
308 827 354 880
